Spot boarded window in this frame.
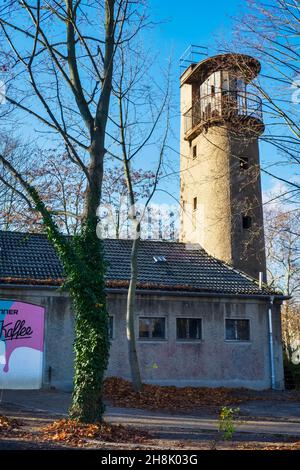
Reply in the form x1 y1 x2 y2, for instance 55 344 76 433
177 318 202 340
225 319 250 341
139 317 166 340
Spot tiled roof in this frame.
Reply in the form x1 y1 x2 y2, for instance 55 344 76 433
0 231 281 297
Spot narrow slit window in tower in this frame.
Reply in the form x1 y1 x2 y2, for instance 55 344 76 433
240 157 249 170
242 215 252 230
192 145 197 159
193 197 198 211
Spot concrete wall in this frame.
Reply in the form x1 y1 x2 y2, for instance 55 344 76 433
0 286 284 391
180 126 232 261
229 135 266 280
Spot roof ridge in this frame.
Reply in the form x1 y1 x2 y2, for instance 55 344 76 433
0 229 48 237
0 230 205 249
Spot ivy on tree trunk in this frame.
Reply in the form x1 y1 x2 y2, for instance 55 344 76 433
68 219 109 423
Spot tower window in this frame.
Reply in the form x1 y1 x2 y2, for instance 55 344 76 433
211 85 215 96
242 215 252 230
240 157 249 170
192 145 197 159
222 72 230 95
193 197 198 211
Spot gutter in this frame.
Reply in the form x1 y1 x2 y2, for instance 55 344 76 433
109 288 288 301
0 284 288 301
0 283 61 291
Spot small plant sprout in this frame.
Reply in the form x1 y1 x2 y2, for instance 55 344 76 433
218 406 240 441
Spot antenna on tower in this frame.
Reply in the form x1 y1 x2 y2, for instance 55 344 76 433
179 44 208 72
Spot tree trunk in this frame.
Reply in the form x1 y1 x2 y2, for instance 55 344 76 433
68 220 110 422
284 303 293 361
126 229 142 392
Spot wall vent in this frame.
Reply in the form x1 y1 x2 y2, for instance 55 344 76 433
153 256 167 263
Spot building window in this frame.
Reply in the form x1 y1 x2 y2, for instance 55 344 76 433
109 316 114 339
225 319 250 341
192 145 197 159
193 197 198 211
239 157 249 170
242 215 252 230
211 85 215 96
139 317 166 340
222 72 230 95
177 318 202 340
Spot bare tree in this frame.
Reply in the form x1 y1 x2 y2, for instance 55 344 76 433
0 139 158 236
0 133 42 230
233 0 300 196
264 202 300 358
0 0 150 423
100 166 156 239
104 44 171 391
265 206 300 297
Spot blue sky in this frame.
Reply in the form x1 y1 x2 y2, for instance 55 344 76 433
144 0 289 205
150 0 243 55
1 0 291 207
145 0 246 204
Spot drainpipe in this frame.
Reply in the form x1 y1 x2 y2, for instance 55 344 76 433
268 296 276 389
259 272 263 290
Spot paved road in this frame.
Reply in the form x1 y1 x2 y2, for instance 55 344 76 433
0 389 70 416
107 407 300 436
1 389 300 437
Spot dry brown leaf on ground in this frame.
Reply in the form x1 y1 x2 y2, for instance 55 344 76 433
104 377 300 412
40 419 150 446
0 415 22 435
237 442 300 450
104 378 245 411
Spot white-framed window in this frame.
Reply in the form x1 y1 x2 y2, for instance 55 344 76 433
138 317 166 340
176 318 202 341
225 319 250 341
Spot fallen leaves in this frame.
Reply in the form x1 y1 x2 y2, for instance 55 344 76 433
0 415 22 436
40 419 149 446
237 441 300 450
104 377 300 413
104 377 245 412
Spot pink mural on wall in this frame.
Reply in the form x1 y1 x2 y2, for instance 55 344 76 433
0 300 45 373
